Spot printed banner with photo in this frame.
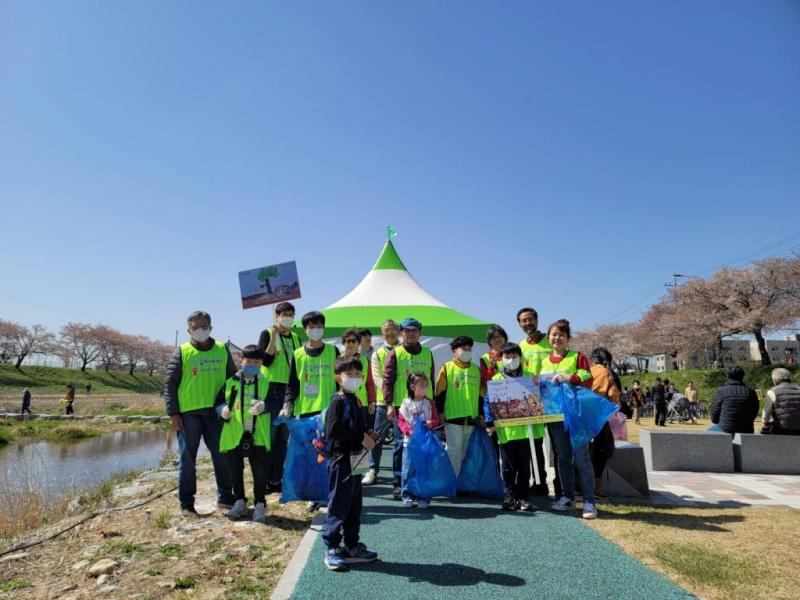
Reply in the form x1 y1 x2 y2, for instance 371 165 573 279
487 376 564 427
239 261 301 309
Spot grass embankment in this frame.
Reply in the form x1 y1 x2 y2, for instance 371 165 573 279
0 364 164 394
0 415 170 445
587 504 800 600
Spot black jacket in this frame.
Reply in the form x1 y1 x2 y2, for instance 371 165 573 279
711 379 759 434
652 383 666 404
325 392 366 456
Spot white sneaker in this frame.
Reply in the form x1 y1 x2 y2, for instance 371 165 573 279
582 502 598 520
362 469 377 486
252 502 267 524
228 499 248 519
402 499 415 508
550 496 575 512
416 500 429 509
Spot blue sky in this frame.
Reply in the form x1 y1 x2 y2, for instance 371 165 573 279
1 1 799 346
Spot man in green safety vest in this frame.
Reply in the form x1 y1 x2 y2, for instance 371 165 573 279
282 310 340 418
434 335 485 478
516 306 553 497
164 311 237 516
364 319 400 486
257 301 301 492
381 318 436 500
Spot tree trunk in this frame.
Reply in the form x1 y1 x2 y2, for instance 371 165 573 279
129 363 135 375
753 328 771 365
81 359 88 372
14 353 26 369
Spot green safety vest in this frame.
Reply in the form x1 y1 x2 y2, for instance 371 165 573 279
219 371 271 453
393 346 434 404
443 360 481 420
263 331 301 385
356 353 369 407
538 350 591 383
490 371 544 443
374 345 395 406
293 344 337 416
177 341 228 413
480 352 502 375
519 336 552 375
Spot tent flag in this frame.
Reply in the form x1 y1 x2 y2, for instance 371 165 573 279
387 225 398 239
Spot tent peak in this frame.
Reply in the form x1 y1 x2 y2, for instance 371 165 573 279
372 240 407 271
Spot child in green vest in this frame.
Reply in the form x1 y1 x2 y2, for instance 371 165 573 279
434 336 485 478
484 343 536 512
216 345 271 524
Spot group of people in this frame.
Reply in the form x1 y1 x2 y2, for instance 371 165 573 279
164 304 626 572
621 378 700 425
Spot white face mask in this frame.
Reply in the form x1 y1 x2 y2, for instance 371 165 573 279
458 350 473 363
307 328 324 341
278 316 294 328
503 357 520 370
341 376 362 393
191 328 211 343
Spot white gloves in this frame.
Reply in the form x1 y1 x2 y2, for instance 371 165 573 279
221 406 232 420
278 403 291 418
553 373 572 384
250 401 265 416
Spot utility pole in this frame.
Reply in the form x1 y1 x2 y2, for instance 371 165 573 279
174 330 178 347
665 273 700 288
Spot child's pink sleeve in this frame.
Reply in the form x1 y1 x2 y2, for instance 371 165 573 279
429 401 441 428
397 405 413 437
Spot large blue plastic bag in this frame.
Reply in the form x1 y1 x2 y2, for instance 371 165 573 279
540 381 618 449
406 420 457 498
277 416 329 503
456 428 505 498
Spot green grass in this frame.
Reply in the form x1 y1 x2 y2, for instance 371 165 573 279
174 575 196 589
228 575 268 595
102 540 145 557
655 542 761 591
0 364 164 394
0 420 101 443
0 579 32 591
146 568 163 576
154 512 171 529
160 543 185 558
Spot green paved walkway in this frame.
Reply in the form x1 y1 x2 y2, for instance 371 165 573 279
290 471 694 599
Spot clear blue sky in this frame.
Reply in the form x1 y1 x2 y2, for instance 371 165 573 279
1 1 799 345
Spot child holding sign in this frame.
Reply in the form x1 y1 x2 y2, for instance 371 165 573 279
484 343 537 512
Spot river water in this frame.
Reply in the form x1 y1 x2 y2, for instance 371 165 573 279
0 429 196 501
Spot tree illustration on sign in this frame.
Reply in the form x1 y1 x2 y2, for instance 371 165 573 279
257 265 280 294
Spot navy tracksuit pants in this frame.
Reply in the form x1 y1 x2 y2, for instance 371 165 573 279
323 454 363 550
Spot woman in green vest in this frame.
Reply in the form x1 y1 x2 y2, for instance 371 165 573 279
480 325 508 388
539 319 598 520
216 345 271 524
484 342 538 512
340 328 376 418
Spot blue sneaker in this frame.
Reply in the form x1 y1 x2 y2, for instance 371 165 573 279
343 542 378 563
324 547 349 571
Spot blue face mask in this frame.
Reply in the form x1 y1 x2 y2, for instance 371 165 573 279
242 364 260 377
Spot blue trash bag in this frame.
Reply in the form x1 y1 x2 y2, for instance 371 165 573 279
540 381 618 449
277 415 329 504
406 419 457 499
456 428 505 498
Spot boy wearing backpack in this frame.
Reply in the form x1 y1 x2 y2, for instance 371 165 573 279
322 356 379 571
216 345 271 524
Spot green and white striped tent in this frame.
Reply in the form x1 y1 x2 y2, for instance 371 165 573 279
306 240 494 340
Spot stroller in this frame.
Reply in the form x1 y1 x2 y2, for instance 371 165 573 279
666 393 692 424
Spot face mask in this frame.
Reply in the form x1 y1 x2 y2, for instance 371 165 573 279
341 377 362 393
307 328 324 341
242 364 260 377
503 357 520 370
191 328 210 343
278 316 294 328
458 350 473 363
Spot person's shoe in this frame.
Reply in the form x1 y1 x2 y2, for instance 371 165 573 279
392 486 402 501
416 500 429 509
306 501 320 513
402 499 415 508
252 502 267 524
324 547 349 571
343 542 378 563
582 502 598 520
362 469 377 486
228 499 248 520
501 495 517 511
180 504 198 517
551 497 575 512
518 500 535 512
217 497 236 509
